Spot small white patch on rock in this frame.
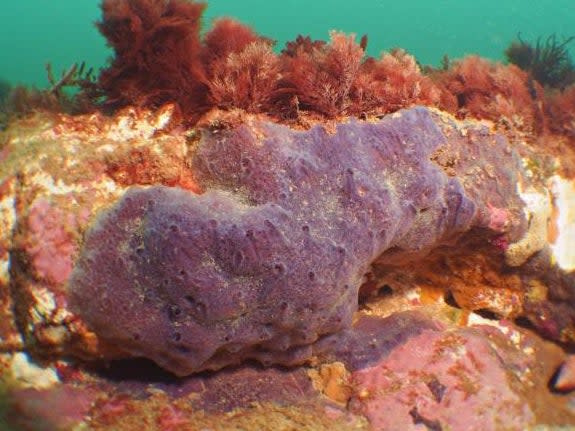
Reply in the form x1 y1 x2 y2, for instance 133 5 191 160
549 175 575 271
104 104 174 142
9 352 59 389
0 181 16 285
27 171 85 195
29 287 58 327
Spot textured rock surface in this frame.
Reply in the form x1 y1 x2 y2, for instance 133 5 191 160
0 175 22 351
1 104 575 429
2 310 573 431
4 384 97 431
348 323 560 431
68 107 541 375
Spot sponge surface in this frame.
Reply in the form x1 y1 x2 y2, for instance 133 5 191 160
69 107 480 375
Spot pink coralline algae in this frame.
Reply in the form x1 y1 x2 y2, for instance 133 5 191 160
5 384 96 431
313 312 444 371
68 107 529 375
486 202 510 232
25 199 78 285
349 328 535 431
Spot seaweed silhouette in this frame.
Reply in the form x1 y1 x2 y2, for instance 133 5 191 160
505 33 575 89
0 62 97 128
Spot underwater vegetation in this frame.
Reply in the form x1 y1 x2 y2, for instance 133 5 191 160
86 0 575 131
505 33 575 89
93 0 440 121
0 79 10 104
96 0 208 119
547 85 575 139
434 55 545 132
1 0 575 146
0 79 12 130
0 63 96 129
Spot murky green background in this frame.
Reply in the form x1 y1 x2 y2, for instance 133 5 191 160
1 0 574 87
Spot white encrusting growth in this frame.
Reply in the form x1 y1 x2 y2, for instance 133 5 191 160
505 185 551 267
9 352 60 389
549 175 575 271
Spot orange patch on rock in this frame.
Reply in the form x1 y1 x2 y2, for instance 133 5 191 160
309 362 352 405
421 252 524 318
105 146 201 193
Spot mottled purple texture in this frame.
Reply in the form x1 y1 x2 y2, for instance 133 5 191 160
5 385 96 431
190 366 314 413
69 107 521 375
313 312 443 371
96 360 314 413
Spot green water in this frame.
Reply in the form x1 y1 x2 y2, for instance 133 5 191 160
0 0 574 88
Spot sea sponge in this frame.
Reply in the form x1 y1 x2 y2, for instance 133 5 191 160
68 107 523 375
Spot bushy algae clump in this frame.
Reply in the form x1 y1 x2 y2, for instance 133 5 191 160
4 0 575 146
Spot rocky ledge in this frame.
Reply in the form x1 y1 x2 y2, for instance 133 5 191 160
1 105 575 430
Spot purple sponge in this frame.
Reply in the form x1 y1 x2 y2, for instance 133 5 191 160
69 107 487 375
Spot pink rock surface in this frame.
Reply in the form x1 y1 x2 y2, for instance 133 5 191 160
25 199 78 285
350 328 535 431
5 385 97 431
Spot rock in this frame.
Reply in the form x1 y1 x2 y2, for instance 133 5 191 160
3 385 96 431
348 327 536 430
553 355 575 393
1 107 193 359
312 312 443 371
0 176 22 351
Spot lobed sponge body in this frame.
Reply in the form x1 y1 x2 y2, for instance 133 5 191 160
69 108 500 375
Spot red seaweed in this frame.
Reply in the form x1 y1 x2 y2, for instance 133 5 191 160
277 31 365 118
96 0 208 118
36 0 569 148
434 56 545 133
205 39 280 112
350 49 441 116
